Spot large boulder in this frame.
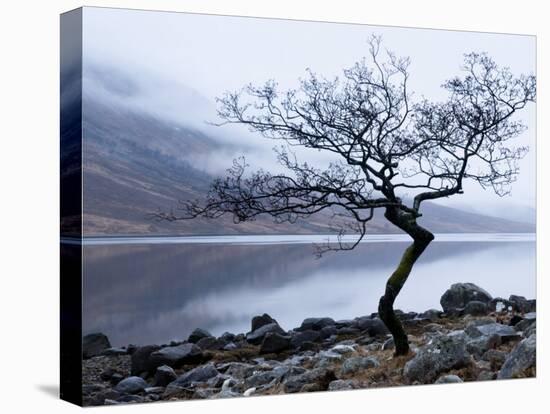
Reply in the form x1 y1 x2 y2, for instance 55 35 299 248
352 317 389 336
168 363 219 388
188 328 213 344
153 365 177 387
465 323 521 343
463 301 489 316
246 322 286 345
290 330 321 349
508 295 536 313
251 313 277 332
297 317 335 331
130 345 161 376
497 334 536 379
149 343 203 368
83 333 111 359
114 376 148 394
403 335 471 384
260 332 291 354
440 283 492 314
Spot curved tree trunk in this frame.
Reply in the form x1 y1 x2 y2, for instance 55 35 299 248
378 207 434 356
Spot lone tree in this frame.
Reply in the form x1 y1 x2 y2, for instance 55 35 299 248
158 37 536 356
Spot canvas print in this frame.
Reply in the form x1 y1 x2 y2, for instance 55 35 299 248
60 7 537 407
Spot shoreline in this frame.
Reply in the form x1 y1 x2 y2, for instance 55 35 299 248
82 283 536 406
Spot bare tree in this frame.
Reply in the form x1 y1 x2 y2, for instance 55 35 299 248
157 37 536 356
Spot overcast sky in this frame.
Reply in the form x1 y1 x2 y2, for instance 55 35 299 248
82 7 536 216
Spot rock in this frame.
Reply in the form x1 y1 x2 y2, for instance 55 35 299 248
168 363 219 388
463 301 489 316
153 365 177 387
301 383 324 392
524 321 536 338
331 344 356 355
440 283 492 314
251 314 277 331
101 347 127 357
481 349 507 370
284 368 336 393
220 332 236 342
83 333 111 359
509 315 524 326
477 371 496 381
466 334 501 357
149 343 203 369
260 332 291 354
114 376 148 394
403 335 471 384
297 317 336 331
144 386 165 395
514 316 536 333
341 356 380 375
223 342 237 351
130 345 161 375
465 323 520 343
328 379 358 391
188 328 213 343
353 317 389 336
220 362 256 379
246 322 286 345
116 394 145 403
435 374 463 384
336 327 361 336
290 330 321 348
196 336 227 351
419 309 442 321
243 387 256 397
489 297 513 313
508 295 533 313
497 334 536 379
320 326 338 339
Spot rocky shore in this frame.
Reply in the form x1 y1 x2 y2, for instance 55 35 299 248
82 282 536 406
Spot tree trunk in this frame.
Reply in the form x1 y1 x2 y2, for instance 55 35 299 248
378 208 434 356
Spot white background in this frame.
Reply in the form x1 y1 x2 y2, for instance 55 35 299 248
0 1 547 413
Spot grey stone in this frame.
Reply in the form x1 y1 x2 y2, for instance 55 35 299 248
466 323 520 342
149 343 203 368
498 334 536 379
101 347 127 357
382 337 395 350
477 371 496 381
220 362 256 379
440 283 492 314
196 336 227 351
114 376 148 394
144 386 165 395
463 301 489 316
298 317 336 331
130 345 161 375
251 313 277 331
283 368 336 393
115 394 145 403
290 330 321 348
466 334 501 357
83 333 111 359
169 363 219 387
328 379 358 391
341 356 380 375
508 295 533 313
435 374 463 384
188 328 213 343
260 332 291 354
246 322 286 345
320 326 338 339
353 317 389 336
419 309 442 321
403 335 471 384
153 365 177 387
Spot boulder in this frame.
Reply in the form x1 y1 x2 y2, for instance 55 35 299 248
320 325 338 339
196 336 227 351
463 301 489 316
246 322 286 345
497 334 536 379
149 343 203 368
418 309 442 321
352 317 389 336
251 313 277 331
440 283 492 314
435 374 463 384
403 335 471 384
168 363 219 388
83 333 111 359
283 368 336 393
114 376 148 394
489 297 513 313
188 328 213 344
465 323 520 343
466 334 501 358
101 347 127 357
290 330 321 348
382 337 395 350
153 365 177 387
508 295 533 313
130 345 161 376
297 317 336 331
260 332 291 354
341 356 379 375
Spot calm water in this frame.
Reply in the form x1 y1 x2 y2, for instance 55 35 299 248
79 233 535 347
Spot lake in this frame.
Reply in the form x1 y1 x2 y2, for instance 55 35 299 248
78 233 536 347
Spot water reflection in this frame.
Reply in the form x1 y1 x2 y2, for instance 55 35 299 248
82 237 535 347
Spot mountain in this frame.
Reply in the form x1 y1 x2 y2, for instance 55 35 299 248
81 68 535 236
